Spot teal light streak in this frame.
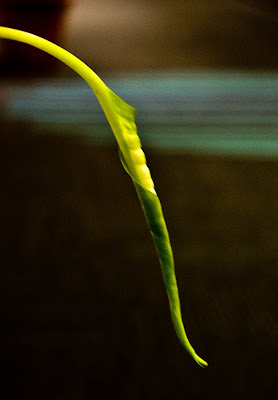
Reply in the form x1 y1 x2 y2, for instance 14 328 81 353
5 72 278 158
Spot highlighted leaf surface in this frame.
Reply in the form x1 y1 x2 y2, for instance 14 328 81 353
0 26 207 367
121 153 207 367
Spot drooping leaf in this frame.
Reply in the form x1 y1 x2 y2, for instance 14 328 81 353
0 26 207 367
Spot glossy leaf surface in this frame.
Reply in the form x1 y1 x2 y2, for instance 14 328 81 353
0 26 207 367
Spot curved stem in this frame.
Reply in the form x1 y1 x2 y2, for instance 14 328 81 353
0 26 207 367
0 26 154 192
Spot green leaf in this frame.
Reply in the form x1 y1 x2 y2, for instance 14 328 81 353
0 26 207 367
120 152 207 367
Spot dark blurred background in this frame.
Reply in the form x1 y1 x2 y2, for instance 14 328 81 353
1 1 278 399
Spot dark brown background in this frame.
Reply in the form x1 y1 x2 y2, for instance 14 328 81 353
1 0 278 74
1 1 278 399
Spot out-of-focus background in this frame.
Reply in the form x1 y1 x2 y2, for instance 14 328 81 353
1 1 278 399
